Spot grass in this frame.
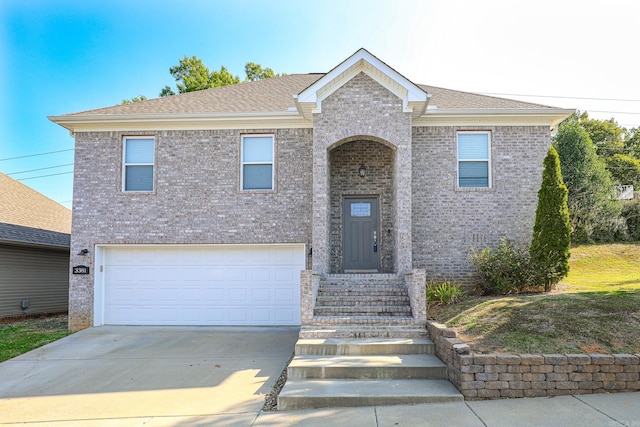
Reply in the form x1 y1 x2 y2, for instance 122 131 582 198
561 243 640 292
0 315 71 362
429 243 640 354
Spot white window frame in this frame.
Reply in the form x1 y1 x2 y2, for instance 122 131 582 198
122 136 155 192
240 134 274 191
457 131 492 189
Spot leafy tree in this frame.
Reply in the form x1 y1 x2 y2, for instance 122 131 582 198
159 56 241 97
553 113 624 242
529 146 570 291
172 55 218 93
606 153 640 188
580 112 625 158
159 56 280 97
625 127 640 159
160 85 175 97
121 95 148 105
210 65 241 87
245 62 279 81
129 57 282 99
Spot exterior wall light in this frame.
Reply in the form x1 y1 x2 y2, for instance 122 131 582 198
358 162 366 178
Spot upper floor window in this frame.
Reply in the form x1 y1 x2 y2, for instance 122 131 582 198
123 137 155 192
457 132 491 188
241 135 273 190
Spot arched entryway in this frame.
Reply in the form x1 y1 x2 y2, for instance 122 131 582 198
328 139 395 273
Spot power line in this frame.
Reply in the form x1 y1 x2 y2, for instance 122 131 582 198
480 92 640 121
0 148 74 162
480 92 640 103
589 110 640 116
16 171 74 181
7 163 74 176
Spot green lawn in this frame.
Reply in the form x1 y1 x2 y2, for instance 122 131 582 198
0 315 70 363
562 243 640 292
430 243 640 354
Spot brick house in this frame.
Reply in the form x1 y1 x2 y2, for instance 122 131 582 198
50 49 572 332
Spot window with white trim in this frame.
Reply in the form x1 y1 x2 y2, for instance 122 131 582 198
123 137 155 192
457 132 491 188
241 135 274 190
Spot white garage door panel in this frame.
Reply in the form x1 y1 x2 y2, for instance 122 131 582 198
102 245 304 326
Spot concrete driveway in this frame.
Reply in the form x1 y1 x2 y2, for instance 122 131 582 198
0 326 299 426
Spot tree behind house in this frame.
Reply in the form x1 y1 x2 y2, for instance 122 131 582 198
160 56 281 97
553 114 623 242
121 95 148 105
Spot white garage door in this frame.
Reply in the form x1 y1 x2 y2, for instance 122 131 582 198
101 245 305 326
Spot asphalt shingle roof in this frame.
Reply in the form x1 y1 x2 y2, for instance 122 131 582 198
0 173 71 247
0 223 70 248
57 73 556 118
418 84 554 110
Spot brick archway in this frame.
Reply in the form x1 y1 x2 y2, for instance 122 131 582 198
328 140 395 273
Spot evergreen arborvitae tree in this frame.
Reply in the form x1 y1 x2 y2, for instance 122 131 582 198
530 146 571 291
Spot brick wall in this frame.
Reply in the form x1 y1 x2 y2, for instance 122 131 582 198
412 126 550 284
312 71 413 274
329 140 395 273
68 74 558 330
68 128 313 330
428 322 640 399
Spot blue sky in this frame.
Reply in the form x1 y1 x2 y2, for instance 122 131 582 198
2 0 640 208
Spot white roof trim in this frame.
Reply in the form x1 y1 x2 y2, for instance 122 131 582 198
50 107 574 132
49 111 313 132
415 108 575 128
296 48 428 118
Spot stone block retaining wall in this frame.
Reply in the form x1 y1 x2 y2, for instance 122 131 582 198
427 321 640 400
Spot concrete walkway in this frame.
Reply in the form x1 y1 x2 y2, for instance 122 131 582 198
255 393 640 426
0 326 638 426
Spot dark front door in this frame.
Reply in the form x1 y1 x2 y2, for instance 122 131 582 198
343 197 379 272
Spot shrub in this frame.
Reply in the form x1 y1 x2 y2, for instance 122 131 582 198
470 238 538 295
425 280 466 306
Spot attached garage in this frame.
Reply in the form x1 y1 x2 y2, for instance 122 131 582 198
94 245 305 326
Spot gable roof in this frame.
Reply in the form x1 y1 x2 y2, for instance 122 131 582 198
0 173 71 248
296 48 429 119
49 50 573 131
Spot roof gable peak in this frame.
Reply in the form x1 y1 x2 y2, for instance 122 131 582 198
295 48 429 119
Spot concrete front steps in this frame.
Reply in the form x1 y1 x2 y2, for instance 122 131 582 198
315 275 410 318
278 338 463 410
300 274 427 339
298 324 429 339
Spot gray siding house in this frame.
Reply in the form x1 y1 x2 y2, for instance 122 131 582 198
50 49 572 333
0 173 71 318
